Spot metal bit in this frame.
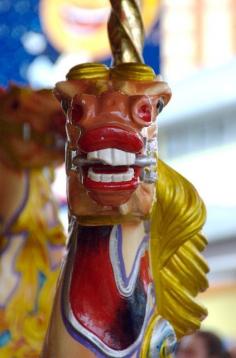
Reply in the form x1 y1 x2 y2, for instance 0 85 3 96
72 155 156 168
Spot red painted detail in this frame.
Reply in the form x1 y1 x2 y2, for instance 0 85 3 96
138 104 151 123
71 103 84 125
92 166 128 174
69 229 125 349
78 127 143 153
82 166 141 206
84 175 139 191
50 110 66 137
83 166 140 191
139 252 152 293
86 165 141 176
88 189 134 206
70 236 120 337
69 227 151 350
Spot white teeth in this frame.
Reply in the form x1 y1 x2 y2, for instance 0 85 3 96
86 148 136 184
87 148 135 166
88 168 134 183
113 174 123 182
101 174 112 183
87 169 100 182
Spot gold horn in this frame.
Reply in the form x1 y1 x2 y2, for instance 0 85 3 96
108 0 145 65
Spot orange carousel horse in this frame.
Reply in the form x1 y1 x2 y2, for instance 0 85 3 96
0 85 66 357
42 63 208 358
42 1 209 357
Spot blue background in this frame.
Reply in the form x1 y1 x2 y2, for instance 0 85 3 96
0 0 161 87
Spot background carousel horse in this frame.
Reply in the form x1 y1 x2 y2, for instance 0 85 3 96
42 2 209 358
0 85 66 357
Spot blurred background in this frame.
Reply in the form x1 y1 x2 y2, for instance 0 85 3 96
160 0 236 346
0 0 235 349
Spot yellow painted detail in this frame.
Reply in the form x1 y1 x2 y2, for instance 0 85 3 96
0 170 65 357
150 159 209 340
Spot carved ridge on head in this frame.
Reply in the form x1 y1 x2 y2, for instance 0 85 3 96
55 62 171 109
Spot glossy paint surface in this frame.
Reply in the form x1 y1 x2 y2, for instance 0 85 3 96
55 76 171 220
42 64 182 358
52 222 155 358
0 85 66 357
69 226 150 350
0 85 65 169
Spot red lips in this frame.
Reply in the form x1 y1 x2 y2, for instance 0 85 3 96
76 126 144 206
78 127 143 153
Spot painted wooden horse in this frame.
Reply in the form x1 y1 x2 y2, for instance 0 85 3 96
0 85 66 357
42 61 208 358
43 1 208 356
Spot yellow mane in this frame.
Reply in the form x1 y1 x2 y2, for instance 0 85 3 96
150 159 209 339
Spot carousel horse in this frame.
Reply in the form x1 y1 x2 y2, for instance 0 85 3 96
42 2 209 357
0 85 66 357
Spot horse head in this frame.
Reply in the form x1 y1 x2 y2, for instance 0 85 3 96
55 63 171 222
0 85 66 169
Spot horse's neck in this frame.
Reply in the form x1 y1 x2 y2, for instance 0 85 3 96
112 221 148 279
67 220 152 308
0 161 28 235
60 220 152 354
75 221 149 281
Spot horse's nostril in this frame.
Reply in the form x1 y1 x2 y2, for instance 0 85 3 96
138 104 151 123
132 97 153 127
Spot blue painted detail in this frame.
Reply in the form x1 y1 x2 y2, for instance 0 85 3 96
149 318 177 358
30 271 47 314
0 330 11 347
38 271 46 290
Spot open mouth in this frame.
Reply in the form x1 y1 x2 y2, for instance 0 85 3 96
79 148 141 191
61 4 110 34
72 127 156 206
73 148 156 206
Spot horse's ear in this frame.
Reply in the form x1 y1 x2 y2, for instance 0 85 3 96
54 81 78 103
118 79 172 107
139 80 172 106
54 82 80 114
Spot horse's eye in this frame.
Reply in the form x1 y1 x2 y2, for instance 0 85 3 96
11 99 20 110
156 98 164 114
71 102 84 125
61 99 69 113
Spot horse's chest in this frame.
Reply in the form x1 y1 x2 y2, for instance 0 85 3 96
62 225 155 357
